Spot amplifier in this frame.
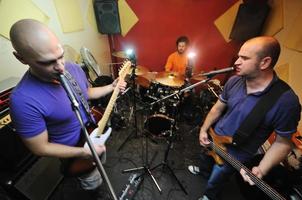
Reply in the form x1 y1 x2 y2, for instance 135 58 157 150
0 121 63 200
0 77 20 118
0 77 63 199
11 157 63 200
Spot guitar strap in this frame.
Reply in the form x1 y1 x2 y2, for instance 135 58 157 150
64 70 95 125
232 79 290 146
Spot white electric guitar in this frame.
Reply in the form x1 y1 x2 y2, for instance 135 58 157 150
67 61 131 176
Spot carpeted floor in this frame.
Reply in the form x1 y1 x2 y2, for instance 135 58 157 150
48 92 247 200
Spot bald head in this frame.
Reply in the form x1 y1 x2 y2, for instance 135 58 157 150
10 19 60 59
244 36 280 68
10 19 65 82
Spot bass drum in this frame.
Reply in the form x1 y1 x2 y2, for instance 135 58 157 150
144 114 173 138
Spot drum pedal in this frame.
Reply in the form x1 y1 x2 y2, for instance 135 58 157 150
118 173 143 200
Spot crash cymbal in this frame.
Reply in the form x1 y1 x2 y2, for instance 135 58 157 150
155 71 184 87
191 73 207 81
128 65 149 76
112 51 128 59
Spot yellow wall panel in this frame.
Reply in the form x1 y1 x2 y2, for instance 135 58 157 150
53 0 84 33
0 0 49 39
214 0 242 42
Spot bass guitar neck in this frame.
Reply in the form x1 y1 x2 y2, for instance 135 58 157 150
208 129 286 200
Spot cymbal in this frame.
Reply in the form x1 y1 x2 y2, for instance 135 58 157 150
128 65 149 76
155 71 184 87
191 73 207 81
136 72 157 88
112 51 128 59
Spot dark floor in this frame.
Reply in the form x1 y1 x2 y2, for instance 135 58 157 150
48 94 247 200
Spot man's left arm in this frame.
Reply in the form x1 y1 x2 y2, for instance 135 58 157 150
87 84 114 100
240 135 293 185
87 78 127 100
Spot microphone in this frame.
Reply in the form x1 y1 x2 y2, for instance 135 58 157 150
58 73 79 108
202 67 234 77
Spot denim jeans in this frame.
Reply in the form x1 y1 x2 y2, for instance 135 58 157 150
203 163 235 200
203 147 252 200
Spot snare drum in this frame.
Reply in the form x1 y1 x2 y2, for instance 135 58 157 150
144 114 173 137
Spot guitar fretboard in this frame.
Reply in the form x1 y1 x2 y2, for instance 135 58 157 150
96 61 131 135
210 141 286 200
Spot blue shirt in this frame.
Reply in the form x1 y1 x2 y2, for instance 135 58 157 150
10 62 89 146
214 75 301 157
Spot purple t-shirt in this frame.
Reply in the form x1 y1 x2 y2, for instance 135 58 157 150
214 75 301 157
10 62 89 146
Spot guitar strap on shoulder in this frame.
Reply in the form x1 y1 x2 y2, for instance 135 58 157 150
64 70 95 125
232 79 290 146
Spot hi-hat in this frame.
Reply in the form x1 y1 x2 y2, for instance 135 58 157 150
155 71 184 87
191 73 207 81
128 65 149 76
112 51 128 59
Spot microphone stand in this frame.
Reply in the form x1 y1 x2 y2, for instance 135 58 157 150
59 74 118 200
117 55 139 151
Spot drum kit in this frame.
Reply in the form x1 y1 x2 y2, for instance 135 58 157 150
112 51 224 195
112 51 223 139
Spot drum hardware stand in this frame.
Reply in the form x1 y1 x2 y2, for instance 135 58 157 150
206 83 219 98
58 74 118 200
117 55 140 152
118 59 163 196
148 78 210 108
121 119 162 194
149 120 188 195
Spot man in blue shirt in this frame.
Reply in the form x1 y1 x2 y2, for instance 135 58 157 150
9 19 126 199
192 36 301 200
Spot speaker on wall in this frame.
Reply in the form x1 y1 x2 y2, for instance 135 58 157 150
230 3 270 41
94 0 121 34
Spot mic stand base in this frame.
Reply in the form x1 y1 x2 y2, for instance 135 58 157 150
150 162 187 195
149 136 188 195
122 151 162 193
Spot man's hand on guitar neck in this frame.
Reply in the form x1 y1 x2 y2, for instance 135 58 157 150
199 129 211 147
240 166 264 185
83 144 106 158
112 78 127 93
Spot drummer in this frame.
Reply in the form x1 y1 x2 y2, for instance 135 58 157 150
165 36 192 79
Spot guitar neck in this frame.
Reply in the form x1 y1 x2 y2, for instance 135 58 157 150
210 142 286 200
95 61 131 136
97 87 119 135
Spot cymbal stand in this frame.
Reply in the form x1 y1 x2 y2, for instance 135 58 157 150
119 59 162 195
122 116 162 193
117 56 139 151
149 119 188 195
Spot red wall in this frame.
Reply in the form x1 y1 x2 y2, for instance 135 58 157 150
112 0 242 80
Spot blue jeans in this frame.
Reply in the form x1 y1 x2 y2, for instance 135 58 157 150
203 163 235 200
203 147 252 200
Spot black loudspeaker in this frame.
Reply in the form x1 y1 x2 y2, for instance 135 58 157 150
230 3 270 41
94 0 121 34
0 124 63 200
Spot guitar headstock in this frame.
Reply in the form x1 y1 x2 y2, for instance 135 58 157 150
118 61 131 79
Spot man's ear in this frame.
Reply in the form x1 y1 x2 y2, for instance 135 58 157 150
13 51 28 64
260 56 272 70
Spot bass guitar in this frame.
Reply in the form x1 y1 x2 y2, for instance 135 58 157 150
67 61 131 176
207 128 287 200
